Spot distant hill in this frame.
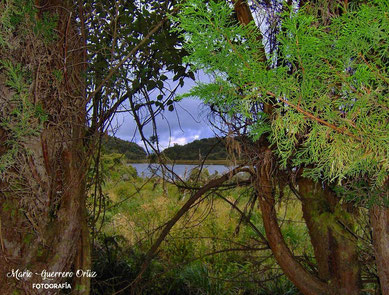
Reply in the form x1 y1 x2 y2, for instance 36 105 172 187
102 135 233 161
103 135 146 160
163 137 228 161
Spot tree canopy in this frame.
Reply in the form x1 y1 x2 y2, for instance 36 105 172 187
176 0 388 192
173 1 389 293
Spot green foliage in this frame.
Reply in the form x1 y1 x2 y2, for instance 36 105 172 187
85 0 193 122
91 234 143 295
102 135 146 160
257 277 299 295
0 0 57 48
273 2 389 185
175 0 388 192
94 156 307 294
0 0 55 175
188 166 210 181
31 12 58 42
173 261 222 295
100 153 138 182
0 60 47 174
163 137 229 160
0 0 27 47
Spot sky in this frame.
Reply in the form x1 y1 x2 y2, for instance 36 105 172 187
109 73 219 150
107 1 277 151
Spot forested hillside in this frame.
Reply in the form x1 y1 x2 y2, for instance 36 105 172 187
103 136 231 161
163 137 228 160
103 135 146 160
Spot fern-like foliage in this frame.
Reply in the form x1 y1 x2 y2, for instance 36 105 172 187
174 0 388 192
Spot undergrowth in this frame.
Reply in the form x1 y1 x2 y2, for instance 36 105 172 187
90 157 304 295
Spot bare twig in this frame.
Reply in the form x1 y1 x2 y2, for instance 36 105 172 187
87 6 179 102
112 166 244 295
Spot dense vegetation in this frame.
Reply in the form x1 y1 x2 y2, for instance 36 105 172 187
103 135 147 160
163 137 228 160
103 135 232 161
0 1 192 294
91 153 302 295
174 1 389 294
1 1 388 295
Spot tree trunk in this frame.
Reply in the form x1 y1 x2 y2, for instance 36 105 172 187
255 149 329 295
298 179 332 281
73 192 92 294
370 205 389 295
298 178 362 295
0 1 90 294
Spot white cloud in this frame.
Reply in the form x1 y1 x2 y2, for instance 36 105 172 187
169 136 187 146
159 134 201 150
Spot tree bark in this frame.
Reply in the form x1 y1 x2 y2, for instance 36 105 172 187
255 149 329 295
370 205 389 295
298 178 362 295
0 1 90 294
73 194 92 295
298 179 332 281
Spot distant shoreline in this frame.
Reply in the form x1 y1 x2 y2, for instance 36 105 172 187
127 159 241 166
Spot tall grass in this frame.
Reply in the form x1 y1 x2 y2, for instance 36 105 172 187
90 159 305 294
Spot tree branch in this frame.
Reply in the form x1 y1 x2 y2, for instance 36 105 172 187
113 166 245 295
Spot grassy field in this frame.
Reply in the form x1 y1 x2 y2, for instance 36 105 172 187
90 155 305 294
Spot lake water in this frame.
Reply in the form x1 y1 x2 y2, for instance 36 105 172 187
129 163 232 179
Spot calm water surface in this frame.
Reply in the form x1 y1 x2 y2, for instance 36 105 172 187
129 163 232 179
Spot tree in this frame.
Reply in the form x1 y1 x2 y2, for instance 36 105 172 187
175 0 388 294
0 0 191 294
0 1 90 293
